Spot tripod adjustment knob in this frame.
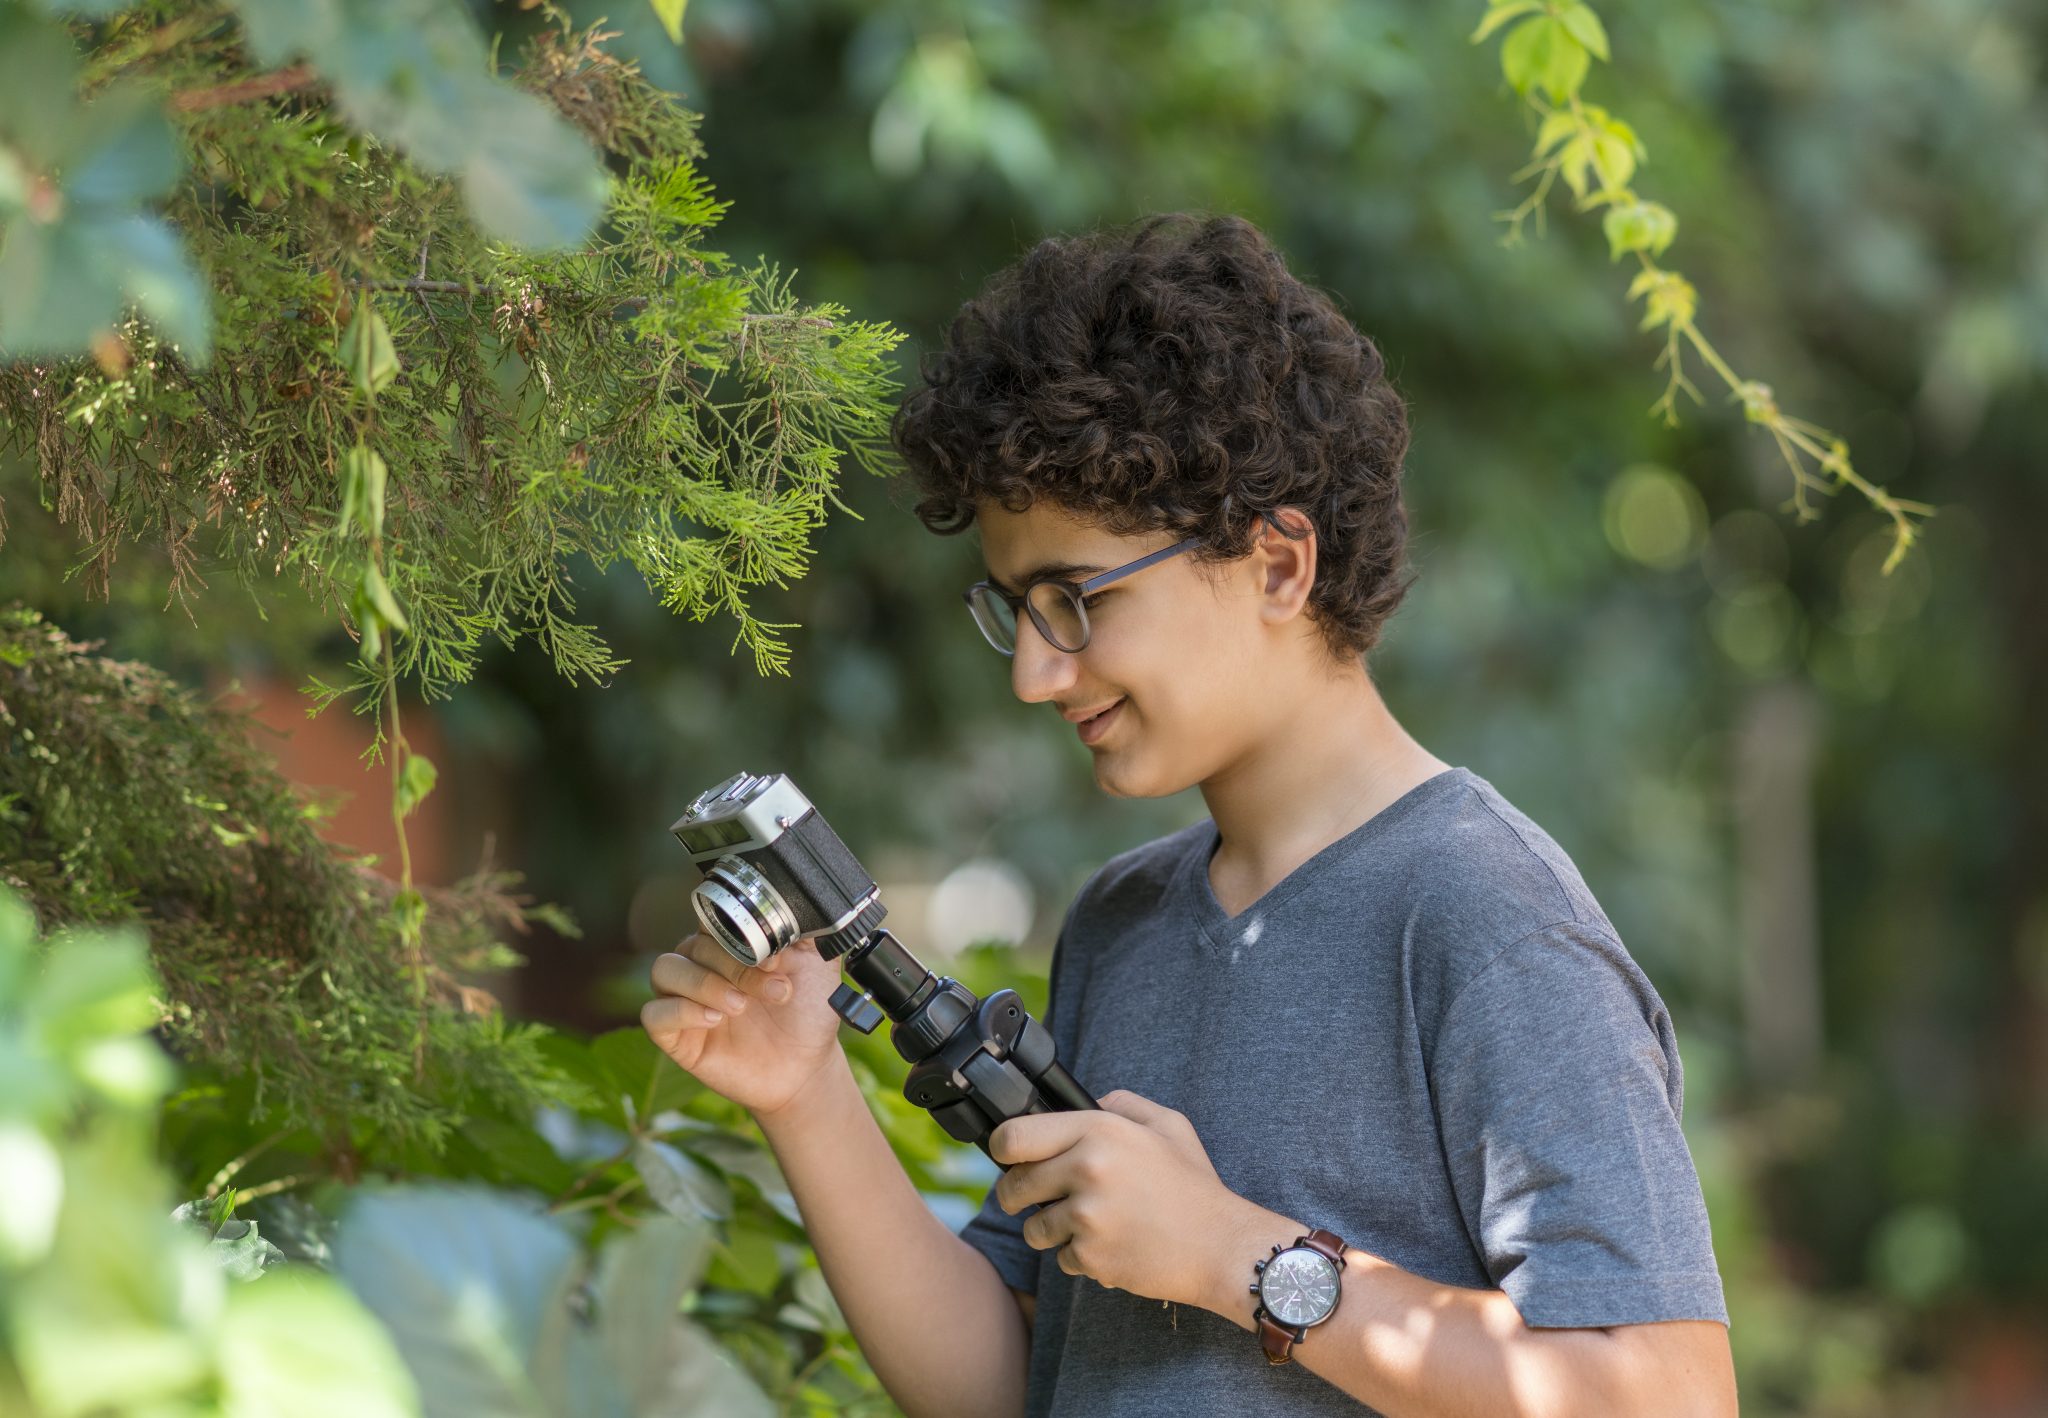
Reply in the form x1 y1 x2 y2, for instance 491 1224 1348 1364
828 982 885 1034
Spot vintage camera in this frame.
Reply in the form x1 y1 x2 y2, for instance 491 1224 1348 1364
670 770 888 969
668 768 1099 1154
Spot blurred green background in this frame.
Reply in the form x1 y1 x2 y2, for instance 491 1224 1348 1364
8 0 2045 1412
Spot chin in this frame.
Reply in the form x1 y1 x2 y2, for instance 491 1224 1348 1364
1090 751 1179 801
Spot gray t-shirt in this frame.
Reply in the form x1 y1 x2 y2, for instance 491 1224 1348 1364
958 765 1727 1417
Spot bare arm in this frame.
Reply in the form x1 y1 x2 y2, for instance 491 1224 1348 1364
754 1053 1031 1418
1201 1199 1736 1418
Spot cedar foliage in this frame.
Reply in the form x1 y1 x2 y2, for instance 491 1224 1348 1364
0 606 575 1152
0 1 906 700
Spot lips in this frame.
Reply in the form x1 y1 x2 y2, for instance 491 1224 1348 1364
1076 698 1125 745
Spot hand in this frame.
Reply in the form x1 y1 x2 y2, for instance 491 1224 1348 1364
641 931 846 1120
989 1089 1249 1308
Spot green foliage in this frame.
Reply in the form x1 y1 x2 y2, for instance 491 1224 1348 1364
0 606 576 1154
332 1186 773 1417
1469 0 1933 571
0 3 213 358
0 0 905 701
0 0 617 365
0 884 423 1417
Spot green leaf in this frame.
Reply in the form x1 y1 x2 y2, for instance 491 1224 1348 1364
231 0 346 69
333 1186 576 1418
359 563 409 634
29 927 160 1057
702 1216 779 1295
63 82 182 206
531 1214 772 1418
171 1204 288 1281
649 0 688 44
339 297 400 398
0 8 83 169
0 1121 63 1266
218 1268 422 1418
1558 3 1610 62
589 1218 715 1404
459 89 609 250
633 1138 732 1223
0 216 118 356
92 214 213 358
677 1133 803 1229
1470 1 1540 45
340 444 388 538
615 1294 773 1415
392 888 426 941
0 886 37 999
72 1033 175 1106
396 753 438 818
1533 109 1576 157
1500 15 1588 104
1602 200 1678 260
0 148 24 217
590 1026 700 1122
1630 270 1697 331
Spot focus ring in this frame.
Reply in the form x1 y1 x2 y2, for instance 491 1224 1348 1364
693 856 800 966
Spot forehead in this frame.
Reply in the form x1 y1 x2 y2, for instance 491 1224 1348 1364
975 500 1144 577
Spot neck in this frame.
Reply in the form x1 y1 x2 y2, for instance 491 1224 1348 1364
1197 658 1449 884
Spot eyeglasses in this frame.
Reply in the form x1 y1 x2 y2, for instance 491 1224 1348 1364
962 536 1204 656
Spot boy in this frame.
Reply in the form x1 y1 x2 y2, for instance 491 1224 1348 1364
643 212 1734 1417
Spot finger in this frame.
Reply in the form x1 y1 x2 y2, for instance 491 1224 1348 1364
683 931 798 992
1020 1197 1074 1254
640 994 727 1048
676 932 759 987
989 1110 1108 1167
651 950 765 1016
1096 1089 1175 1127
997 1155 1083 1217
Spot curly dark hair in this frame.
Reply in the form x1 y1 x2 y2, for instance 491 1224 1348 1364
889 211 1415 661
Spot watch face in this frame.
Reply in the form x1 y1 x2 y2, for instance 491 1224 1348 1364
1259 1249 1340 1326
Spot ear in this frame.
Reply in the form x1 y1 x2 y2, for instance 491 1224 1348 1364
1254 506 1317 624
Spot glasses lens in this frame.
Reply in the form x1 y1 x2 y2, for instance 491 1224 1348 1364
1026 581 1088 652
967 586 1018 654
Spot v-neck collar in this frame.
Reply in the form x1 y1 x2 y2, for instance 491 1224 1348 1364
1172 766 1474 951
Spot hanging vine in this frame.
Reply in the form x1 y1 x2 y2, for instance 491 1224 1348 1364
1473 0 1934 572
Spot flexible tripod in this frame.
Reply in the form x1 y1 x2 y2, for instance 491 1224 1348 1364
825 927 1097 1163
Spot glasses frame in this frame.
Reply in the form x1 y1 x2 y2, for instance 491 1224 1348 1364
962 536 1205 657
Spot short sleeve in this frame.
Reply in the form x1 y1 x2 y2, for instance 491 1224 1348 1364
954 885 1088 1297
1432 920 1728 1329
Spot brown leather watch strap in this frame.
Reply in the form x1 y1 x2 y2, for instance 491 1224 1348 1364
1300 1228 1348 1266
1253 1229 1350 1366
1258 1311 1306 1365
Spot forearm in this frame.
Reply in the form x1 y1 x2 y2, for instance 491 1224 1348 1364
754 1053 1029 1418
1197 1198 1734 1418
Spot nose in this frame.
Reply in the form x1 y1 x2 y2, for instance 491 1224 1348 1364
1010 614 1080 705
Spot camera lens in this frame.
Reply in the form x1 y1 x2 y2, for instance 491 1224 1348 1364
692 857 800 967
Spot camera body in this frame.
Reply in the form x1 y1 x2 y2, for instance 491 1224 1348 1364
670 770 887 967
668 767 1101 1151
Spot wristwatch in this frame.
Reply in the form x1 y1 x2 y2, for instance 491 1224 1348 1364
1248 1228 1348 1365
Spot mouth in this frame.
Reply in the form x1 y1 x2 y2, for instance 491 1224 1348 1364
1074 698 1125 745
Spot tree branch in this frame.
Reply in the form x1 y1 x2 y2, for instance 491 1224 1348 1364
169 63 319 114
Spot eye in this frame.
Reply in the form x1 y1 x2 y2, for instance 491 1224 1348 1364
1080 591 1109 611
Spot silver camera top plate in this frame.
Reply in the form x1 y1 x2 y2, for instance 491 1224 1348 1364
669 771 814 861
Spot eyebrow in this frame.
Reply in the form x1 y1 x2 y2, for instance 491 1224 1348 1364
984 560 1108 596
